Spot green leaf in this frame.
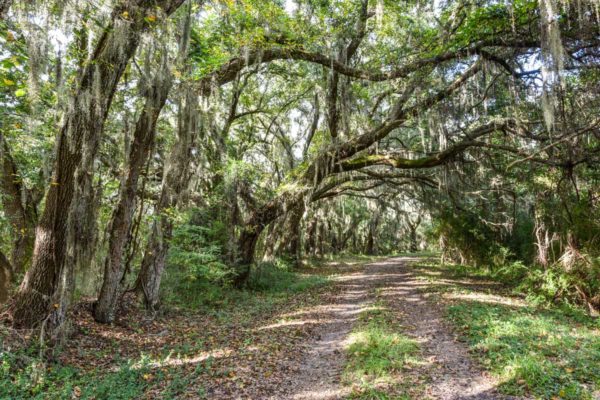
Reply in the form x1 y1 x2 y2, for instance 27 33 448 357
14 88 26 97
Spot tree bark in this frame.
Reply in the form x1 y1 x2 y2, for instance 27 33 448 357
316 221 325 256
272 202 305 265
135 88 197 310
406 215 421 252
409 228 418 252
233 190 306 286
305 216 317 256
0 0 13 20
0 250 12 304
262 221 279 261
365 210 380 255
326 0 368 139
0 135 37 276
232 230 258 287
11 0 184 330
94 59 173 323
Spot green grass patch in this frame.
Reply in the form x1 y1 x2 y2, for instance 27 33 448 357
0 349 214 400
0 351 156 400
447 301 600 399
415 262 600 400
415 256 600 400
344 301 421 399
413 259 600 399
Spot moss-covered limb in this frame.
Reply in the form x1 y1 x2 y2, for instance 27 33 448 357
196 36 542 96
229 61 503 275
331 59 485 166
231 59 488 262
337 119 517 172
338 144 475 171
338 123 592 174
310 175 374 201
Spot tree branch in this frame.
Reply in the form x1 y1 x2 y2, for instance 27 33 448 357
337 119 516 172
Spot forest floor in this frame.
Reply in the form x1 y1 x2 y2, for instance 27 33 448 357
1 256 599 399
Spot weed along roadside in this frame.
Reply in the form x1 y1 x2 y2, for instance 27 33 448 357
413 258 600 400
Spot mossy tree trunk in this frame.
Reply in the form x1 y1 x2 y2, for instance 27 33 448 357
94 58 173 323
0 135 37 276
135 88 197 310
11 0 184 330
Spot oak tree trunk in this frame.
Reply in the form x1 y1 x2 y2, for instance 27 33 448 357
11 0 184 330
274 203 305 265
232 189 308 286
135 88 197 310
0 250 12 304
0 0 13 20
94 59 172 323
0 135 37 276
305 217 317 256
365 211 380 255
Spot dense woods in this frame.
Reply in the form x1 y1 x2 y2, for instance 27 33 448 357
0 0 599 398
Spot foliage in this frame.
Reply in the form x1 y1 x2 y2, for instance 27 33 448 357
248 258 327 293
162 207 232 306
0 0 599 395
431 207 509 268
0 350 153 400
411 260 600 400
1 257 335 399
162 253 328 312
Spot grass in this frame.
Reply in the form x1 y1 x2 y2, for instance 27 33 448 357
0 352 153 399
0 350 215 400
343 299 422 399
447 301 600 399
414 260 600 400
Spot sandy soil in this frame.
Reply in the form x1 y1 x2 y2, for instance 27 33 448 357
262 257 513 400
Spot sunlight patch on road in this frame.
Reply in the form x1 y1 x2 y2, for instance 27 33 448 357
114 348 233 372
255 319 321 331
444 292 527 308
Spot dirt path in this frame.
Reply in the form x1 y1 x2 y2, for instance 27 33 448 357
376 257 509 400
264 257 511 400
268 265 376 399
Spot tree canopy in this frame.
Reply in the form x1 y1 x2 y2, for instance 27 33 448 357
0 0 598 333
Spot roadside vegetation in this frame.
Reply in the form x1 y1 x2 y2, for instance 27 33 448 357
413 260 600 400
0 0 599 398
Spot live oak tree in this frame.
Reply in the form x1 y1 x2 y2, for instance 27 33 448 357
8 0 186 330
1 0 599 330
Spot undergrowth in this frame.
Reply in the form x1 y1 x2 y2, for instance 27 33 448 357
447 302 600 399
0 352 153 400
161 257 329 316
